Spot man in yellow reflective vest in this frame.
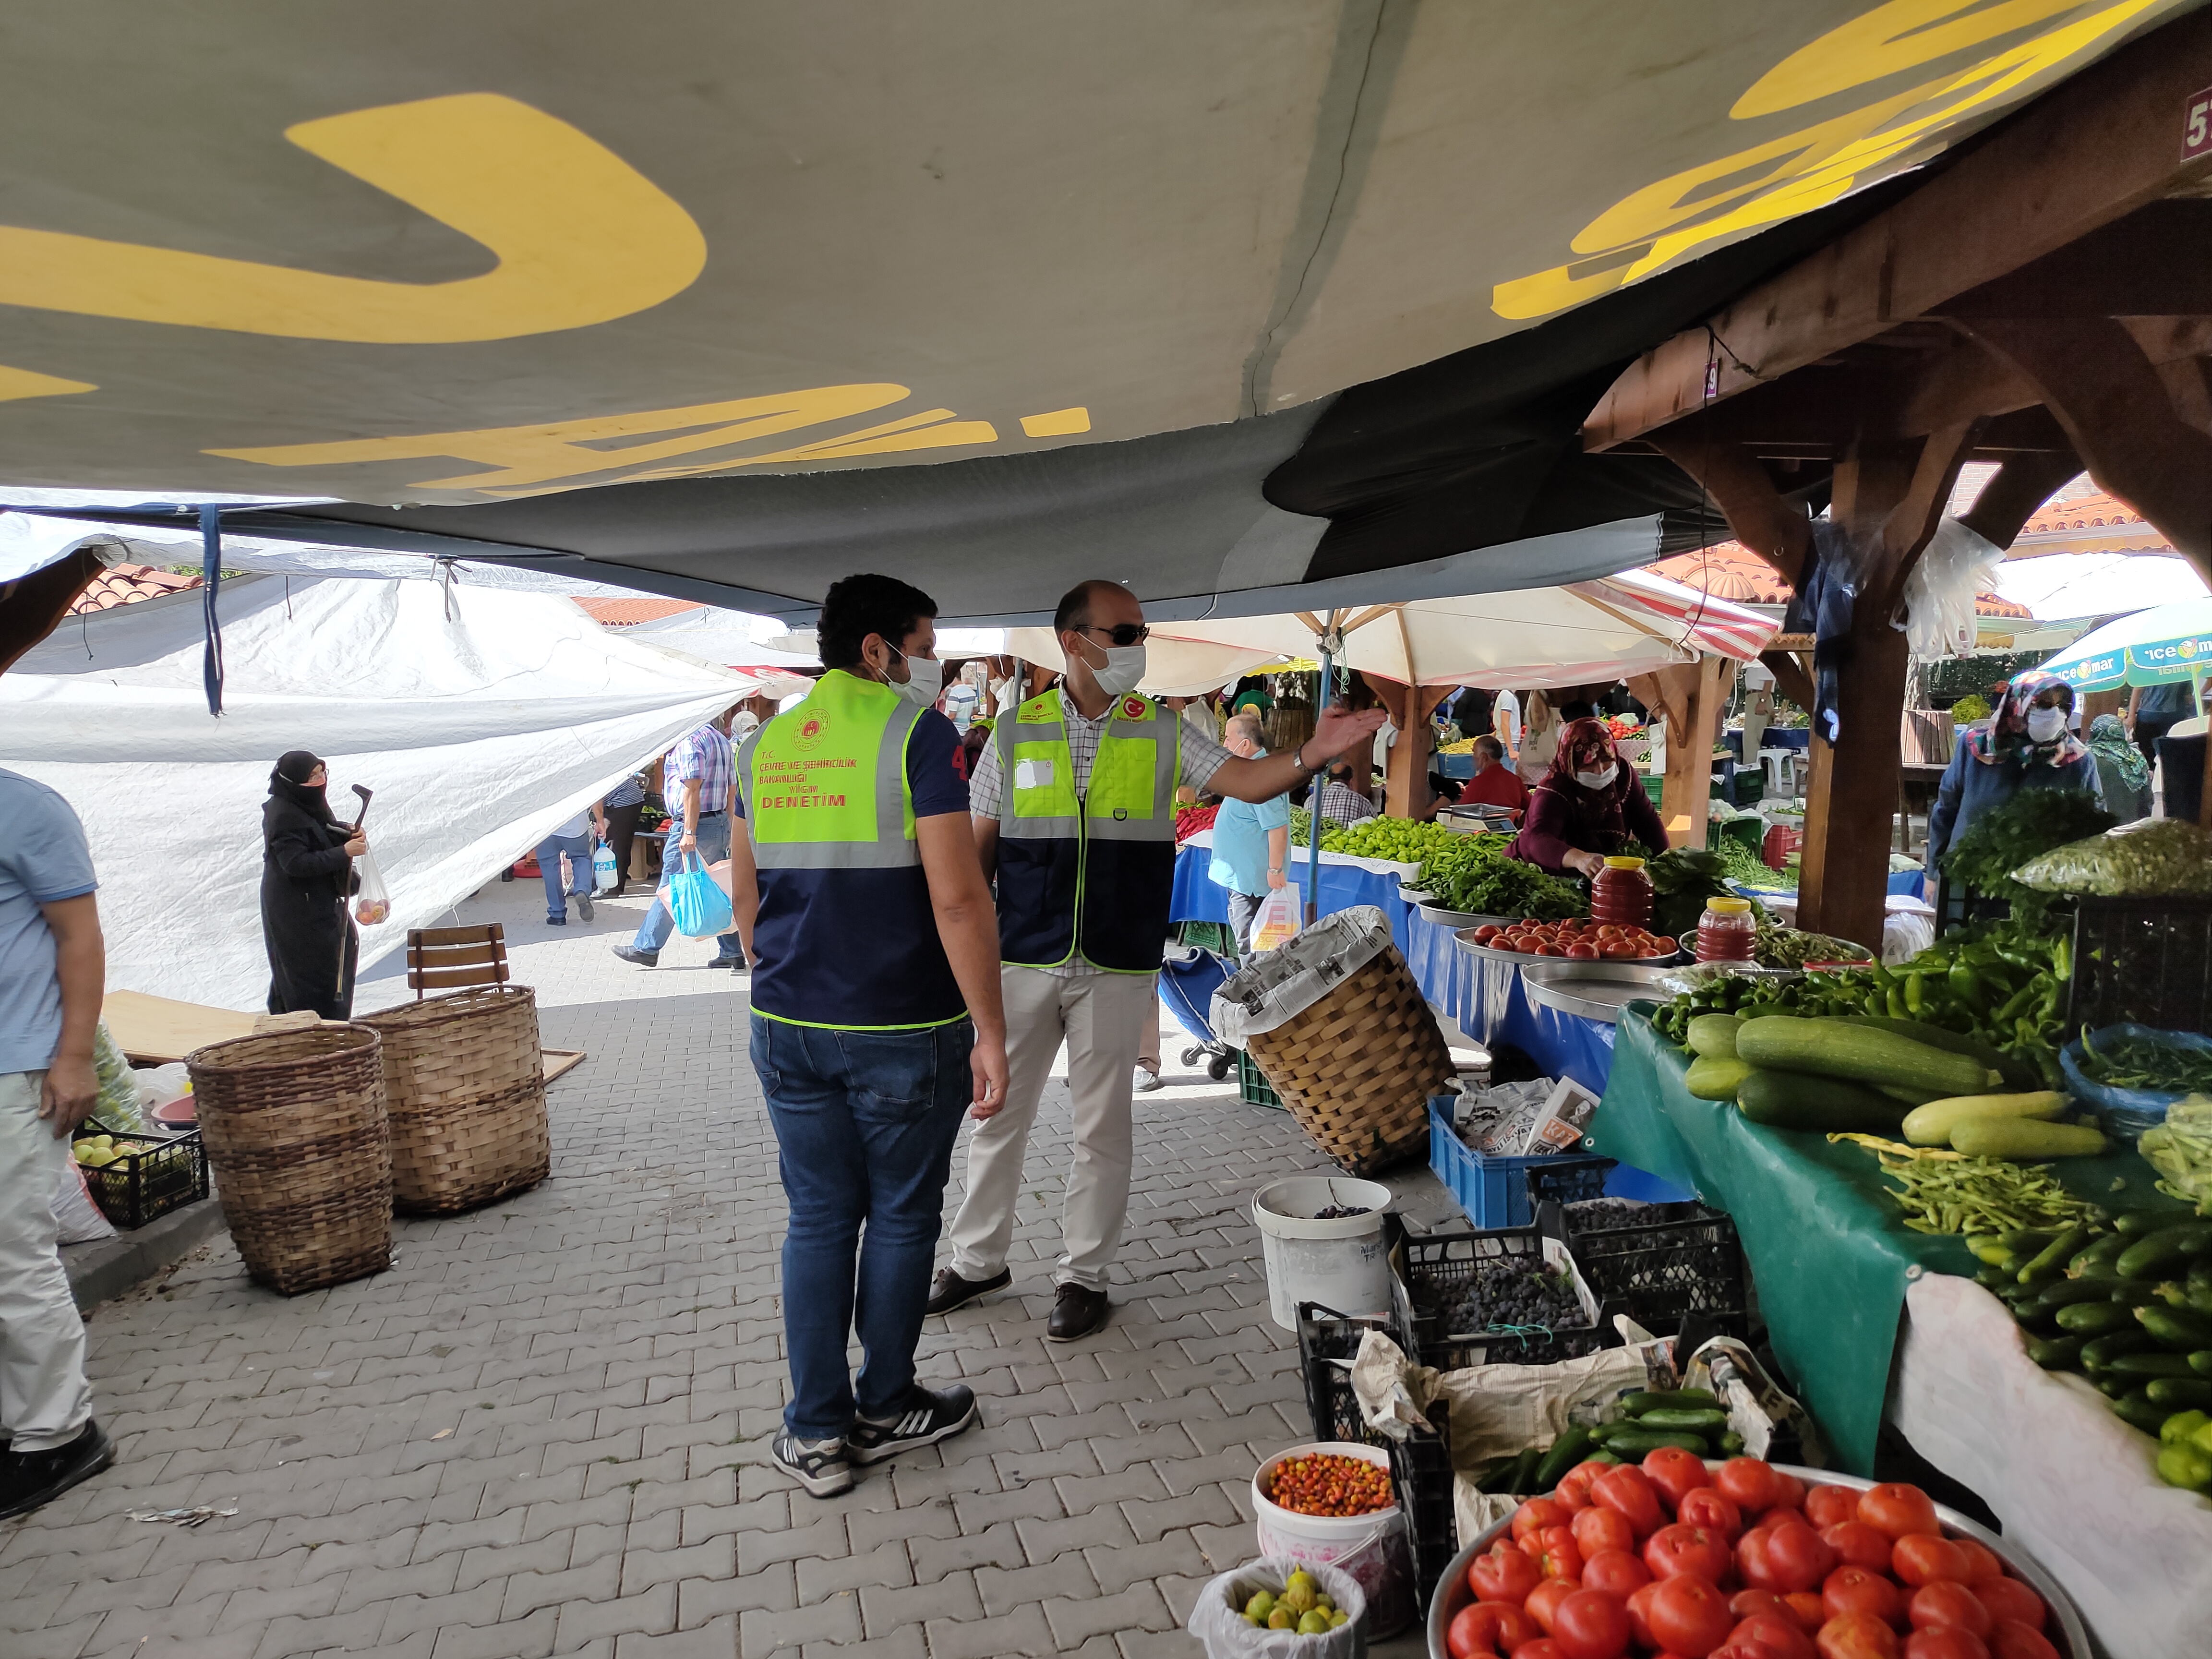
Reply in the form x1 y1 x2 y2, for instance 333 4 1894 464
723 574 1010 1500
928 580 1384 1341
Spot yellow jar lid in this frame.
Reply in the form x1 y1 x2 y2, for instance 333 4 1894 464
1705 897 1753 914
1602 856 1646 870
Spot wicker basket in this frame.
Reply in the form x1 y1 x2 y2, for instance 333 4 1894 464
186 1024 392 1295
1243 945 1455 1175
361 985 550 1214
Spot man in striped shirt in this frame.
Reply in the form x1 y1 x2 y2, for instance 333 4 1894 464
612 708 746 969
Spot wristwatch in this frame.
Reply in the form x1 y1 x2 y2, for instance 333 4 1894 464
1289 740 1320 779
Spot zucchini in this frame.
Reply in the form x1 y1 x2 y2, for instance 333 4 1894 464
1532 1426 1595 1492
1601 1429 1709 1457
1686 1015 1745 1060
2106 1351 2201 1379
1879 1083 1944 1106
1949 1119 2107 1160
2140 1305 2212 1351
1633 1408 1730 1433
1686 1054 1755 1101
1839 1017 2041 1090
2148 1377 2212 1410
1736 1070 1908 1133
2056 1301 2136 1335
1618 1389 1718 1415
2116 1223 2212 1282
2024 1334 2085 1369
1902 1092 2068 1148
2070 1234 2130 1278
1736 1017 1997 1096
2081 1331 2151 1371
2111 1390 2171 1434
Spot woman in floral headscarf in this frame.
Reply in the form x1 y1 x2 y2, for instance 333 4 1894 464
1509 718 1670 878
1926 672 2104 866
2084 711 2153 824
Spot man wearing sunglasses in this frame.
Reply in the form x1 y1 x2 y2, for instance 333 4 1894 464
929 580 1384 1340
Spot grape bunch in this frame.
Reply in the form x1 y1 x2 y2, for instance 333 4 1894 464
1442 1259 1583 1336
1310 1204 1373 1220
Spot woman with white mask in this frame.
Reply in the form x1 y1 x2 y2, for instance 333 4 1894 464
1507 717 1672 878
1926 673 2104 869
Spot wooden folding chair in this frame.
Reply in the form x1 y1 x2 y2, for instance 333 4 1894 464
406 924 510 998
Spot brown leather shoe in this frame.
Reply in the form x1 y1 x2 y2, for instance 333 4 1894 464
925 1266 1010 1317
1047 1283 1110 1342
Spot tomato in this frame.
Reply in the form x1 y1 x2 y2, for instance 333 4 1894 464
1737 1526 1779 1591
1556 1461 1609 1513
1582 1549 1652 1599
1644 1574 1736 1658
1972 1578 2044 1633
1535 1525 1585 1583
1644 1446 1710 1512
1986 1620 2059 1659
1728 1613 1819 1659
1770 1474 1807 1512
1625 1581 1663 1650
1858 1484 1941 1541
1716 1458 1786 1514
1815 1612 1902 1659
1601 942 1639 959
1527 1577 1577 1633
1909 1583 1992 1639
1678 1487 1744 1541
1592 1465 1665 1538
1567 943 1599 959
1820 1522 1895 1572
1516 1499 1571 1544
1552 1587 1634 1659
1891 1535 1970 1589
1574 1504 1636 1558
1760 1521 1839 1595
1900 1631 1990 1659
1646 1524 1733 1584
1471 1540 1544 1604
1822 1566 1904 1629
1448 1601 1543 1659
1782 1594 1827 1634
1536 944 1567 956
1731 1591 1791 1624
1803 1485 1861 1530
1948 1539 2002 1587
1474 926 1502 944
1517 1643 1568 1659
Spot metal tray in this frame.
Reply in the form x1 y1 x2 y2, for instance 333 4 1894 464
1673 928 1874 968
1452 927 1681 972
1417 902 1519 930
1518 959 1683 1022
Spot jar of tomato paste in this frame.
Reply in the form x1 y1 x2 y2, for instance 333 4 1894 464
1696 896 1758 963
1590 856 1653 931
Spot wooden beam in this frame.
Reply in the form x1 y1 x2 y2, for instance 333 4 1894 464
1958 449 2084 550
1657 656 1731 849
1584 13 2212 449
1647 425 1810 585
1758 649 1815 717
0 547 104 674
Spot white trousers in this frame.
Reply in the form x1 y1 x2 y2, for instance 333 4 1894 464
946 967 1153 1292
0 1072 92 1451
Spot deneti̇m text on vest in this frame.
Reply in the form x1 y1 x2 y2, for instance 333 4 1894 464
721 573 1010 1501
928 579 1385 1343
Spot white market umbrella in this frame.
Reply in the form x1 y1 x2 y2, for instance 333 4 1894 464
1995 553 2207 623
2038 596 2212 691
1000 629 1288 698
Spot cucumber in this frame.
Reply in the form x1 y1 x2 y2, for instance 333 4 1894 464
1686 1054 1755 1101
2035 1279 2122 1311
1601 1429 1709 1457
2114 1210 2174 1238
1532 1426 1595 1492
1587 1420 1639 1444
2056 1301 2136 1335
2104 1280 2170 1308
1839 1017 2041 1090
1478 1446 1540 1493
2193 1352 2212 1377
2024 1334 2085 1369
1633 1408 1730 1433
2148 1377 2212 1409
1736 1070 1909 1133
1736 1017 1997 1096
2107 1351 2201 1379
2019 1226 2092 1284
1718 1431 1744 1455
1686 1015 1745 1060
2070 1234 2130 1278
1974 1263 2014 1289
1949 1119 2107 1160
2140 1305 2212 1351
1903 1092 2068 1148
2116 1223 2212 1282
2111 1390 2171 1434
2081 1331 2151 1371
2097 1374 2133 1398
1618 1389 1718 1415
1999 1228 2058 1254
1587 1449 1622 1465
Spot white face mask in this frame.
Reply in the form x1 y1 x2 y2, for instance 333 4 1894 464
881 644 943 709
2025 706 2067 743
1574 762 1618 791
1085 641 1147 697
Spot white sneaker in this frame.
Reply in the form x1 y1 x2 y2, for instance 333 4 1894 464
1133 1064 1164 1093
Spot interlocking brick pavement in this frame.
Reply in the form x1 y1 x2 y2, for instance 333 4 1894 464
7 878 1438 1657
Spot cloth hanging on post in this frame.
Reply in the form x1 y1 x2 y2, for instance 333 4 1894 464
200 504 225 716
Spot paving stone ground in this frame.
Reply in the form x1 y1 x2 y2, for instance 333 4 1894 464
6 878 1435 1659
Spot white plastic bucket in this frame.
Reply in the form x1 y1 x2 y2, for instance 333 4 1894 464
1252 1177 1394 1331
1252 1442 1412 1639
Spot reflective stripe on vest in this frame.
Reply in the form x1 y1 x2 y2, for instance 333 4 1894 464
740 672 922 869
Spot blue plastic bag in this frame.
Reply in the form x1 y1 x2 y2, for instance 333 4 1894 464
665 849 733 939
2060 1024 2212 1137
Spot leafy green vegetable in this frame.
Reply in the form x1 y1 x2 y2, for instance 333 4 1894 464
2013 817 2212 898
1647 848 1739 939
1419 832 1585 919
1941 788 2115 915
1949 694 1991 722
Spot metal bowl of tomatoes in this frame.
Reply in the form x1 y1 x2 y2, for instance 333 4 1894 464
1455 918 1681 967
1426 1459 2089 1659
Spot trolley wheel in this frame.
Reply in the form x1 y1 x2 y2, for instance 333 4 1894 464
1179 1046 1204 1068
1208 1052 1233 1081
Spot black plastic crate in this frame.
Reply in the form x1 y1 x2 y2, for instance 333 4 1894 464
1400 1225 1618 1372
1526 1158 1613 1212
72 1117 208 1230
1295 1300 1456 1607
2070 896 2212 1036
1556 1198 1746 1339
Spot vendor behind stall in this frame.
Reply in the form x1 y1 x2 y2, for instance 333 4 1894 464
1926 672 2104 866
1509 718 1668 877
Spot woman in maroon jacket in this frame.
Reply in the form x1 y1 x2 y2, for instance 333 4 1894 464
1509 719 1669 877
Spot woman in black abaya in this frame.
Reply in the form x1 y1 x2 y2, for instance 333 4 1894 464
261 750 365 1018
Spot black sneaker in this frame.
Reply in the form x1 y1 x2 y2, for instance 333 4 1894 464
847 1385 978 1466
576 893 594 922
924 1265 1010 1316
771 1431 853 1498
0 1421 113 1520
610 944 659 967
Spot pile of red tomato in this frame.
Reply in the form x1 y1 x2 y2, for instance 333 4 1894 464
1443 1453 2059 1659
1468 918 1673 960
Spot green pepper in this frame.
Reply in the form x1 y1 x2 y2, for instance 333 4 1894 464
1887 987 1909 1020
2161 1408 2212 1446
2157 1443 2212 1492
1904 973 1925 1015
1948 962 1986 1011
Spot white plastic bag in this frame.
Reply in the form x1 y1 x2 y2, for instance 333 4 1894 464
1250 886 1301 952
1903 517 2003 660
1185 1556 1370 1658
54 1163 115 1244
353 844 391 926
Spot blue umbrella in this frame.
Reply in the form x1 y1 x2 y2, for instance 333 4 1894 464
2036 597 2212 691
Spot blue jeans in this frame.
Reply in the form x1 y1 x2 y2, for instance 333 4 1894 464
535 833 591 920
750 1013 974 1440
633 813 736 954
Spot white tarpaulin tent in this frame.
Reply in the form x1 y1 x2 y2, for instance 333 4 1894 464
1994 552 2209 623
3 573 739 1010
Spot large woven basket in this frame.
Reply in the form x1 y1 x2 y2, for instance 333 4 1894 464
361 985 549 1214
1243 945 1455 1176
186 1024 392 1295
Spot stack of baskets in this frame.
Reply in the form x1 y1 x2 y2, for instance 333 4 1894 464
1243 943 1455 1176
186 986 552 1295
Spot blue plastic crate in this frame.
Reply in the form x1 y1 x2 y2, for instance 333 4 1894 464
1427 1098 1612 1230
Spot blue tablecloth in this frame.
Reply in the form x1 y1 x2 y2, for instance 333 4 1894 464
1171 843 1412 955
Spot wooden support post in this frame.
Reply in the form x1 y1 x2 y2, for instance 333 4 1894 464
1656 656 1731 846
0 546 104 674
1362 675 1448 820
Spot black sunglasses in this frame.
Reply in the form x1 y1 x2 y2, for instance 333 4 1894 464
1082 623 1150 648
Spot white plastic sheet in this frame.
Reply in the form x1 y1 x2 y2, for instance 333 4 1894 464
1903 518 2005 660
3 574 738 1010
